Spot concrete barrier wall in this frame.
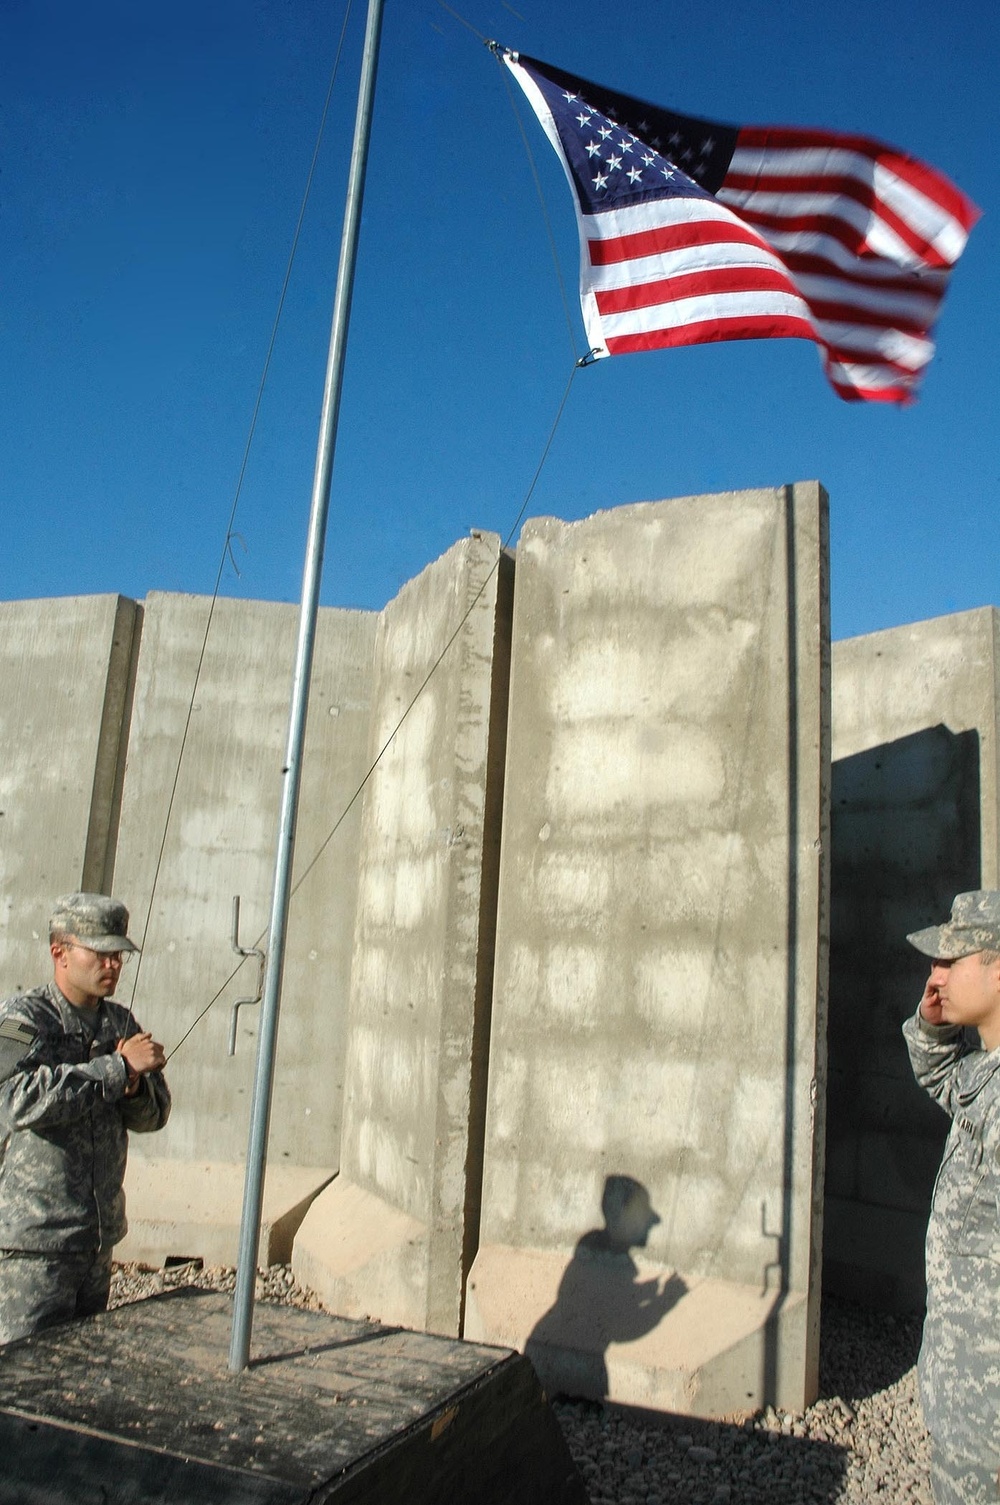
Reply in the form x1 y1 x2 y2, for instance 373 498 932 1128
111 593 378 1263
0 594 140 993
826 607 998 1309
293 533 512 1337
464 484 830 1417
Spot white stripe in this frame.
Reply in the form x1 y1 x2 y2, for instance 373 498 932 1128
791 271 940 325
586 237 794 292
812 320 933 370
872 162 969 263
587 193 761 240
823 357 915 394
755 224 949 287
597 287 813 341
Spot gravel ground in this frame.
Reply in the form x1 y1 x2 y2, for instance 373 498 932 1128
110 1263 931 1503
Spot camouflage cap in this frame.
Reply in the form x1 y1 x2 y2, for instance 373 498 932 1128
49 893 139 953
907 890 1000 960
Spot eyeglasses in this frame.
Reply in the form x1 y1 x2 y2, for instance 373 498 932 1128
64 944 132 966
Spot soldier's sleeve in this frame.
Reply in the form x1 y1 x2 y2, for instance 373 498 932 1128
0 1007 130 1132
121 1068 171 1133
902 1005 970 1118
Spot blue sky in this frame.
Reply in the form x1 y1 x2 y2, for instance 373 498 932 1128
2 0 995 642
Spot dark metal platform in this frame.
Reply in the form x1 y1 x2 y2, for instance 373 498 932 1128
0 1289 588 1504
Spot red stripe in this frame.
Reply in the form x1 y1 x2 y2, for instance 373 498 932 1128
595 264 803 315
604 311 816 355
588 217 768 266
805 298 929 336
732 204 882 260
779 248 946 295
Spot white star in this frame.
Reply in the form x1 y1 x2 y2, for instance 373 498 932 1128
563 91 578 103
641 152 656 166
598 125 612 139
577 112 592 127
617 138 634 153
585 140 601 157
593 171 608 190
627 166 643 184
606 152 622 170
660 164 677 180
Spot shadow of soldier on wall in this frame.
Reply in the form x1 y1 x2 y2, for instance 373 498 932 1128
526 1174 686 1400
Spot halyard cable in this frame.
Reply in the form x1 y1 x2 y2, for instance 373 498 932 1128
488 39 583 365
124 1 356 1029
165 20 596 1060
165 357 582 1061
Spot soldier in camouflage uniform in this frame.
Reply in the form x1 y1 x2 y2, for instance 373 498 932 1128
904 890 1000 1504
0 894 170 1344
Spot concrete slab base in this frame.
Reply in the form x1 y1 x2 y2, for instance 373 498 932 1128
464 1244 815 1419
117 1161 335 1267
291 1179 431 1332
0 1290 587 1505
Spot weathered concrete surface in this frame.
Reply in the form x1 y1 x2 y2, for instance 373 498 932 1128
827 606 998 1309
294 534 512 1337
111 593 378 1218
0 594 140 992
465 485 830 1417
116 1159 334 1267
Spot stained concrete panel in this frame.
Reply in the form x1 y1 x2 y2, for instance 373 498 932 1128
465 485 830 1417
294 533 512 1337
110 592 377 1260
0 594 140 993
827 606 998 1309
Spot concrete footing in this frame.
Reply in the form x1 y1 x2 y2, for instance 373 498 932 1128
117 1160 334 1268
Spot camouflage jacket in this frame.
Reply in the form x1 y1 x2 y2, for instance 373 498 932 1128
903 1007 1000 1460
0 984 170 1254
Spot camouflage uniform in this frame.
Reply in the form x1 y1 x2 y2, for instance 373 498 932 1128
0 981 170 1343
904 1006 1000 1502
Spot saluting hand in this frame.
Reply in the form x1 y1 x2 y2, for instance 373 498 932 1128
919 973 947 1026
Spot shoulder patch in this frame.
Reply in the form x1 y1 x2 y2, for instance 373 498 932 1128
0 1018 38 1084
0 1018 37 1047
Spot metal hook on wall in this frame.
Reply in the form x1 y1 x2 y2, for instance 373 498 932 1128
227 895 266 1056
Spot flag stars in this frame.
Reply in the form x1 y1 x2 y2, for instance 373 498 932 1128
593 170 609 190
598 125 612 139
585 140 601 157
641 151 656 166
627 166 643 184
577 112 592 126
606 152 623 170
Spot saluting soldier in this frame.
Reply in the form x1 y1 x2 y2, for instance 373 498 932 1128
904 891 1000 1504
0 893 170 1344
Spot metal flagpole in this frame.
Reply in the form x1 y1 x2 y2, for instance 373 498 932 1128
228 0 386 1374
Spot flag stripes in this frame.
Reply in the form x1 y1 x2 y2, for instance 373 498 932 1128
502 49 979 402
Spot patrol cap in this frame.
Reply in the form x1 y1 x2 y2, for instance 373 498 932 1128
49 893 139 954
907 890 1000 960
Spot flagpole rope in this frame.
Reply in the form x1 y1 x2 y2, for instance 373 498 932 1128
125 1 356 1026
165 357 583 1060
488 42 582 364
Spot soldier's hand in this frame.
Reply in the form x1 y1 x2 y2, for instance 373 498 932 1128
117 1032 166 1075
919 974 947 1026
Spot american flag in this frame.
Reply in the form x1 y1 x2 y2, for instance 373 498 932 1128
501 49 979 403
